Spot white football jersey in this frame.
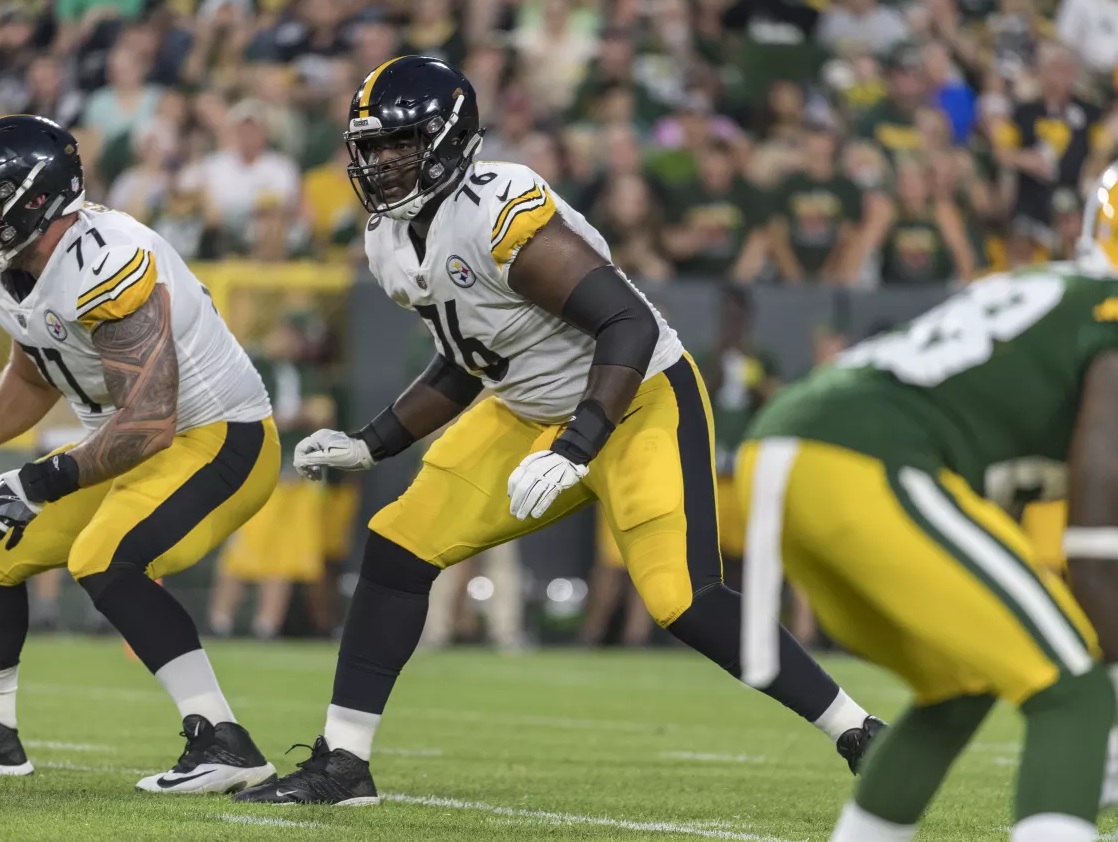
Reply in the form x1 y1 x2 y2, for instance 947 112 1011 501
364 161 683 423
0 203 271 432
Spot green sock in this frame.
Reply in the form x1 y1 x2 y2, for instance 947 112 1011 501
1017 663 1115 824
856 694 995 826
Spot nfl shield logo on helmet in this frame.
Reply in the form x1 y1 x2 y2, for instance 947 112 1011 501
44 309 67 342
446 255 474 288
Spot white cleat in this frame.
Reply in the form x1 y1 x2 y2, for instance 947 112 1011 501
136 714 276 795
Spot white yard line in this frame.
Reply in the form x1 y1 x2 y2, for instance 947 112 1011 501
32 756 799 841
660 751 766 764
375 747 444 757
25 740 114 752
38 761 152 775
383 793 801 842
215 815 324 829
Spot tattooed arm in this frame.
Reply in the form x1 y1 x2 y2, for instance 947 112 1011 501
69 284 179 487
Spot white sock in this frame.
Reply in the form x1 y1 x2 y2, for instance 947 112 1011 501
154 650 236 725
1012 814 1095 841
0 665 17 729
814 688 870 741
831 802 917 842
324 704 380 762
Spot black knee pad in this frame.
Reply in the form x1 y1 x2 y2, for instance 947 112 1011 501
666 584 740 674
362 530 440 594
76 563 130 603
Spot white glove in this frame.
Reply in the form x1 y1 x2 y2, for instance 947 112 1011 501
0 468 41 549
508 450 588 521
293 429 375 481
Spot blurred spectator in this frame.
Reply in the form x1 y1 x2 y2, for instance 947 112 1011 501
83 42 162 148
105 119 177 225
1055 0 1118 79
298 59 354 172
402 0 467 68
519 131 584 204
0 9 48 115
594 173 674 282
181 1 252 91
756 79 810 151
922 40 977 144
1050 186 1084 260
347 11 401 83
649 87 745 188
179 98 301 238
239 195 312 261
303 144 362 260
479 84 536 164
661 139 768 281
817 0 910 58
249 63 307 162
566 27 663 131
512 0 599 116
769 123 864 284
857 43 928 159
150 187 222 261
18 55 84 130
270 0 350 80
862 156 976 284
995 42 1112 252
987 0 1045 81
212 312 332 640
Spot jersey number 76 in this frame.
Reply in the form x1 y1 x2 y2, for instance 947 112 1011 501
416 300 508 382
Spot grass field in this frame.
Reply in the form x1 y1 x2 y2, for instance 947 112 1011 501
4 637 1115 842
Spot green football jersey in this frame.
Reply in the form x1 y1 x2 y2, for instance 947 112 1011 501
748 265 1118 508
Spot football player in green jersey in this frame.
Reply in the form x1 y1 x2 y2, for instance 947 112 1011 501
735 165 1118 842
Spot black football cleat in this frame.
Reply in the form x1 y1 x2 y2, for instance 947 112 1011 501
0 723 32 775
836 715 887 774
136 714 276 794
232 736 380 806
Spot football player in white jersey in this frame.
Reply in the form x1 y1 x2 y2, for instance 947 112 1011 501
0 115 279 793
235 57 882 807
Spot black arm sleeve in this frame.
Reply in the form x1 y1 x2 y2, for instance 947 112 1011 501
560 264 659 375
419 354 484 406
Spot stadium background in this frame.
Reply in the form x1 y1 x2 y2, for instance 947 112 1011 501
0 0 1089 645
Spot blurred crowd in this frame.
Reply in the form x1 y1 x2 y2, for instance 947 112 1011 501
5 0 1115 285
13 0 1109 642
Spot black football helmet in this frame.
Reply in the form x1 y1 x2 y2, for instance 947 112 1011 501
0 115 84 269
345 56 484 221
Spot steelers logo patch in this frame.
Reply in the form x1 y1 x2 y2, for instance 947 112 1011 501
446 255 475 288
44 309 67 342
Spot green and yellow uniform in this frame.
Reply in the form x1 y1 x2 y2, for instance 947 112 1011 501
738 265 1112 704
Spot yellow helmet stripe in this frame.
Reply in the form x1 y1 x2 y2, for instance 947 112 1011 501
357 56 407 111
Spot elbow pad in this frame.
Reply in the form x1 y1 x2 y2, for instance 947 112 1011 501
561 265 658 375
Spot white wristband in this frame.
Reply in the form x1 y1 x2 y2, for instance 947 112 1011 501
1064 527 1118 559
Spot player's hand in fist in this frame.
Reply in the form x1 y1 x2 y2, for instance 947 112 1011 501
293 429 375 481
0 468 41 549
508 450 588 520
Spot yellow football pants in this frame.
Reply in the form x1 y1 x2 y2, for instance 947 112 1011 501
0 418 279 585
371 355 722 627
736 438 1098 705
